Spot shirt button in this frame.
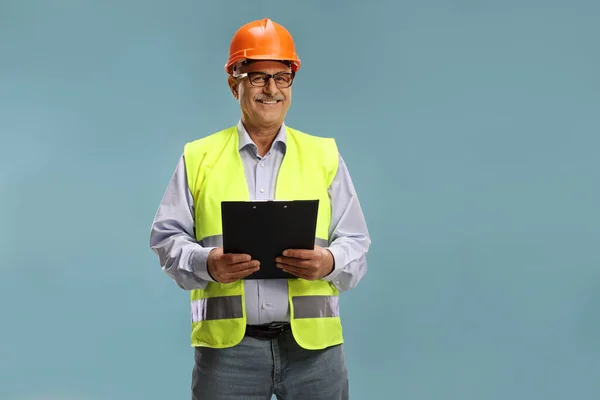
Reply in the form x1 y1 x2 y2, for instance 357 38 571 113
335 280 340 285
260 188 265 193
260 163 265 167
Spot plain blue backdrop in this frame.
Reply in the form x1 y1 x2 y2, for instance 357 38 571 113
1 0 599 399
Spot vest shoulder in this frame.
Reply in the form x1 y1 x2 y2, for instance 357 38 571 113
184 126 236 155
286 127 337 148
286 127 339 173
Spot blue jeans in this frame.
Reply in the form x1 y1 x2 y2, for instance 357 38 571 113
191 329 349 399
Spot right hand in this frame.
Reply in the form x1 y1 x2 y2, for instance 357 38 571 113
207 248 260 284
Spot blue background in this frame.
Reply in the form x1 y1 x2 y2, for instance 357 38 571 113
1 1 599 399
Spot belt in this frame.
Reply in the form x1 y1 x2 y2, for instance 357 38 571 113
245 322 291 340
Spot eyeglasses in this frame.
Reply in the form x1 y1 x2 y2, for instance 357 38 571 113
236 71 295 88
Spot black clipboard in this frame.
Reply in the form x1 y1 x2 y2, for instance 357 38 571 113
221 200 319 280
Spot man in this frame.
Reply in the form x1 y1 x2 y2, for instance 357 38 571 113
149 18 371 400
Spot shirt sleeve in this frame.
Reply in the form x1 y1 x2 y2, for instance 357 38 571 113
323 153 372 291
149 154 216 290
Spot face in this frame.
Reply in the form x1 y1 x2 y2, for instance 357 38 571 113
228 60 293 132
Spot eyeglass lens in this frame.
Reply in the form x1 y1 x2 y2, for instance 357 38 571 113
248 72 294 87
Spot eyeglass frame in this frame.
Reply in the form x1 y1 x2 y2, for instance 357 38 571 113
234 71 296 88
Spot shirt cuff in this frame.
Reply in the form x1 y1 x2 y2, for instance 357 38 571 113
190 247 217 282
322 246 345 286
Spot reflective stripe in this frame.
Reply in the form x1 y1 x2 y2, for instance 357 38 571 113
191 295 243 322
200 235 328 248
315 237 328 247
199 235 224 247
292 295 339 319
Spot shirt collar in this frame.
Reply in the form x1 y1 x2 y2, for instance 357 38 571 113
237 120 287 152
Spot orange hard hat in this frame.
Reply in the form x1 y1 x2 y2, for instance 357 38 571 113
225 18 301 75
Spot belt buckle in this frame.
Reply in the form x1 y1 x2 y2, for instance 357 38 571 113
267 322 286 332
246 322 289 340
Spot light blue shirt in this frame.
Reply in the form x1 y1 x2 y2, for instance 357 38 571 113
149 120 371 325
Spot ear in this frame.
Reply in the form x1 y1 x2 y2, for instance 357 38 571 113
227 75 239 99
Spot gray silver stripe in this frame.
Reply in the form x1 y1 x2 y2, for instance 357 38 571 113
292 295 340 319
200 234 329 249
199 235 224 247
315 237 328 247
191 295 243 322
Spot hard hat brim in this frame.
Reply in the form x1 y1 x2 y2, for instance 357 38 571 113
226 55 301 74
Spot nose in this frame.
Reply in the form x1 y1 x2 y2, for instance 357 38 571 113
262 76 278 94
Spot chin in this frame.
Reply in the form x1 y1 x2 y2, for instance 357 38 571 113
256 111 284 122
259 118 283 127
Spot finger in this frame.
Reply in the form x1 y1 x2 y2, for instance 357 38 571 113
281 249 315 259
213 260 258 282
276 256 312 268
221 253 252 264
224 264 260 281
276 261 311 270
280 265 315 280
277 262 315 277
226 260 260 271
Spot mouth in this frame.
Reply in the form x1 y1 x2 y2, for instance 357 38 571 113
256 99 282 105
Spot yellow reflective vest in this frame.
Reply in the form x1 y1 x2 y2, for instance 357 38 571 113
183 125 344 350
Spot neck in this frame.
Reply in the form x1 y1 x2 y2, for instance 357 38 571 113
242 120 281 157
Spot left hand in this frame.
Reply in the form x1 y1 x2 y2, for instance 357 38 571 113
276 245 334 280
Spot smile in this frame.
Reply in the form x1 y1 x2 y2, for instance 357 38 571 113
256 99 281 104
